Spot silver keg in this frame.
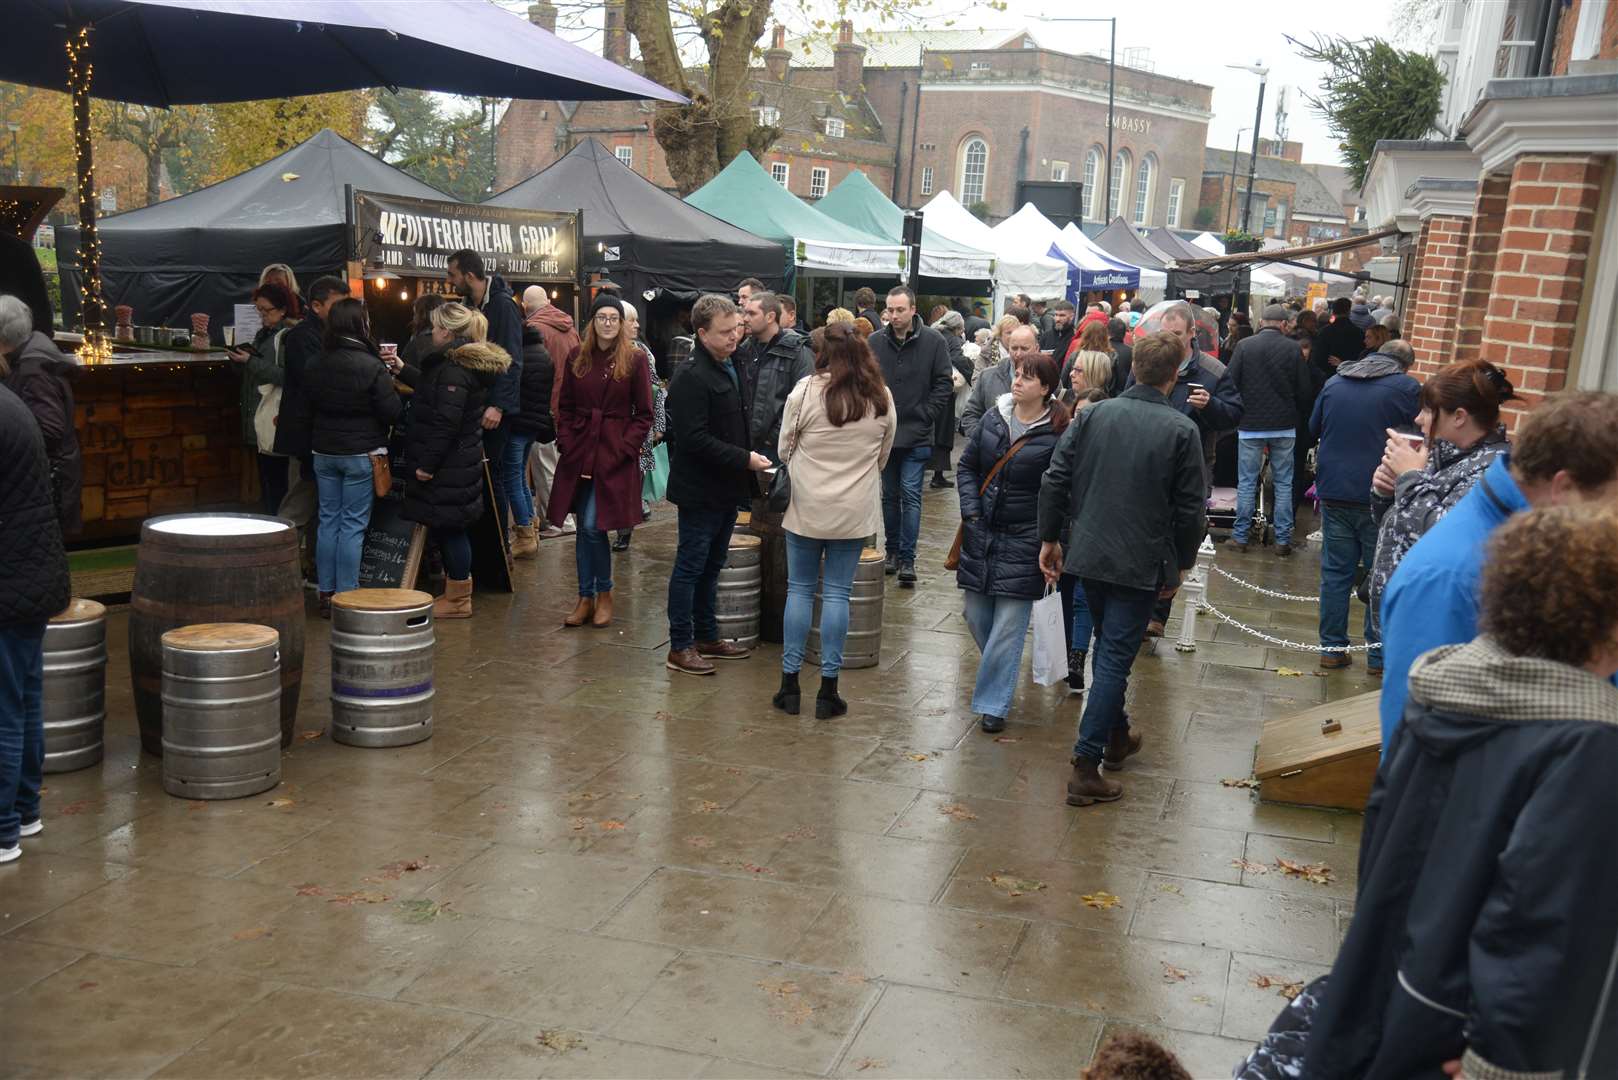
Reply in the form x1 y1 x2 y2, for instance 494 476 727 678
807 547 886 670
329 589 435 748
160 623 281 800
43 599 108 773
716 533 762 649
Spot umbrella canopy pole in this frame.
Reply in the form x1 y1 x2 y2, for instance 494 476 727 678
67 25 106 345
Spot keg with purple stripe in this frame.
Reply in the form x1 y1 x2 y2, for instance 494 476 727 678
329 589 435 748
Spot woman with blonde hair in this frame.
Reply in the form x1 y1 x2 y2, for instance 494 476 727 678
257 263 302 317
825 307 855 327
1062 348 1114 407
548 295 653 628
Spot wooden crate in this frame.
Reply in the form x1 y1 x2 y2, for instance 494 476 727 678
1254 691 1382 811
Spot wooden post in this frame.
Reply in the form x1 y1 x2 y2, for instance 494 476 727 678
67 25 104 338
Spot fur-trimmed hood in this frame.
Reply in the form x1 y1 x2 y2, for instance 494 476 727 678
448 340 512 375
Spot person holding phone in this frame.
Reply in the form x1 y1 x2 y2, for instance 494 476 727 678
227 282 299 516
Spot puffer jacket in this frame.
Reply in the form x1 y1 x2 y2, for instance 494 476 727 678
4 330 82 536
1303 636 1618 1080
303 336 402 456
1366 427 1508 638
737 328 814 463
402 340 511 530
509 324 556 443
0 383 69 626
955 394 1059 600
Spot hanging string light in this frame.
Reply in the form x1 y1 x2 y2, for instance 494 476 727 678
67 24 109 365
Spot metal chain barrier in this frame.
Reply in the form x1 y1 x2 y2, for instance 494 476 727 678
1199 598 1378 653
1208 563 1321 604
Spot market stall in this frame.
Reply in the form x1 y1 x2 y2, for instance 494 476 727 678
919 191 1068 313
992 204 1140 304
1190 232 1288 298
815 170 995 296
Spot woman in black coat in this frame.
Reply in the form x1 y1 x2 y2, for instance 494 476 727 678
401 302 512 619
955 351 1069 733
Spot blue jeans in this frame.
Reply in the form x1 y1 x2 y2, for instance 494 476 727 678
1234 436 1296 545
434 527 472 581
1070 577 1093 653
501 432 536 527
313 452 374 594
783 533 865 677
0 622 46 847
573 480 612 597
1319 504 1380 661
1072 579 1157 763
962 590 1033 719
668 507 738 651
880 444 933 561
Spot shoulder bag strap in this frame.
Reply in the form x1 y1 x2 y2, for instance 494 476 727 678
978 434 1032 496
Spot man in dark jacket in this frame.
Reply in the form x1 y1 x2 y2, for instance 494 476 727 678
505 323 555 558
1309 345 1421 670
1316 295 1365 371
737 292 814 464
448 249 524 535
1038 331 1205 807
1224 305 1314 555
963 302 990 340
961 324 1038 439
274 275 348 582
522 285 580 538
664 294 772 676
1105 316 1132 398
0 296 81 537
868 286 954 585
0 381 70 863
852 286 881 332
1040 299 1076 361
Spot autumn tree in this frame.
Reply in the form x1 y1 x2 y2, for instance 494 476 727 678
203 92 373 184
103 103 208 205
370 90 502 201
1289 34 1444 188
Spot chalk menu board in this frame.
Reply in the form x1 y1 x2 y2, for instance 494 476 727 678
357 487 427 589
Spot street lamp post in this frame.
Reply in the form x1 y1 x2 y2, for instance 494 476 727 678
1042 17 1115 221
1223 127 1248 231
1226 62 1269 234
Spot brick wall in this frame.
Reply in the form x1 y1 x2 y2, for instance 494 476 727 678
1406 214 1470 378
1453 172 1510 365
1478 155 1605 418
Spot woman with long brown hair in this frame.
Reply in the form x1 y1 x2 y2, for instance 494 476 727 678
773 321 897 718
548 295 653 628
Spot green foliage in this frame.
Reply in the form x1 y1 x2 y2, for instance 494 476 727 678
968 200 991 222
1289 33 1444 189
1193 204 1216 228
369 90 499 202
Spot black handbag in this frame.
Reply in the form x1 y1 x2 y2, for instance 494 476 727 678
765 390 808 513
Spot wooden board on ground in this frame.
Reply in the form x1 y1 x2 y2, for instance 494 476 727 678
358 488 426 590
1254 690 1381 811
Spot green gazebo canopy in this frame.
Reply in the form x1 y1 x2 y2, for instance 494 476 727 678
815 170 995 290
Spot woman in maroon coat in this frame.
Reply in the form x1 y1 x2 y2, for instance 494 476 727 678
550 294 653 628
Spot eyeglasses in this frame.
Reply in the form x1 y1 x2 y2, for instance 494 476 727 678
594 312 621 323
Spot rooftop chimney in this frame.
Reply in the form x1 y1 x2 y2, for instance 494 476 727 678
764 24 791 82
526 2 556 33
833 20 865 95
603 0 628 67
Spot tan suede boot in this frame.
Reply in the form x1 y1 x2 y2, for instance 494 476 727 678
510 522 538 560
591 589 614 627
433 577 473 620
563 596 595 627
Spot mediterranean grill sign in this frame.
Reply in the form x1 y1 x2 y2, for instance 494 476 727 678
353 190 576 281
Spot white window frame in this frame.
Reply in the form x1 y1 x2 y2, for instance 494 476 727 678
823 117 845 138
1109 150 1130 220
770 161 790 187
1166 178 1184 227
614 145 633 168
920 165 934 196
1132 153 1155 225
755 106 780 127
809 166 829 199
959 136 988 207
1082 147 1101 220
1050 160 1069 182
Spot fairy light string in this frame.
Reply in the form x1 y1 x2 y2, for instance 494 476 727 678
67 24 110 364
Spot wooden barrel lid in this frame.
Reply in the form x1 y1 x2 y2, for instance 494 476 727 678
729 533 761 550
52 598 107 623
333 588 433 612
161 623 279 651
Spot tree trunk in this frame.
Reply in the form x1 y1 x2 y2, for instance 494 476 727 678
145 143 163 205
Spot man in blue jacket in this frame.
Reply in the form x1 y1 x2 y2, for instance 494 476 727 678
1308 341 1420 671
1378 391 1618 742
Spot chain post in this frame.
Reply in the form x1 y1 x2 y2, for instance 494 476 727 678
1174 536 1217 653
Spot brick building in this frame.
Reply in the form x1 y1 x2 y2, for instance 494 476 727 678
1200 141 1349 245
1364 0 1617 414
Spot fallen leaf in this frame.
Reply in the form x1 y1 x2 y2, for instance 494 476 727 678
1081 891 1122 910
780 825 817 842
297 729 324 742
1274 667 1305 677
1232 858 1270 874
1161 961 1191 982
598 819 626 831
326 890 391 906
1220 777 1261 789
535 1029 586 1053
232 927 271 941
694 800 723 813
1252 973 1276 990
739 727 758 736
58 799 92 816
1155 882 1183 894
738 861 773 874
397 898 455 923
77 981 98 991
987 872 1047 896
653 711 672 722
837 971 869 985
264 797 295 808
724 767 746 776
569 791 604 803
853 1058 888 1072
938 802 978 822
568 816 590 832
1191 994 1213 1005
1279 980 1305 999
992 735 1022 744
906 753 931 762
293 882 325 896
756 979 801 997
1275 858 1334 885
371 858 436 881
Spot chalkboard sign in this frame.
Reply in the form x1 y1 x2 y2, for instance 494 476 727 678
358 488 427 589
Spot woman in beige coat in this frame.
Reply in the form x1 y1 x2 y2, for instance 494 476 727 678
773 322 897 719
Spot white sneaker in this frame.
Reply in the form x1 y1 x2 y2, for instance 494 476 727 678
0 844 19 864
19 819 42 838
538 525 563 539
561 515 577 535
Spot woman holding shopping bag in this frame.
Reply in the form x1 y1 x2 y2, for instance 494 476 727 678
955 351 1070 733
772 321 896 719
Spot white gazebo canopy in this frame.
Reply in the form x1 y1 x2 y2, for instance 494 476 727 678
1190 232 1288 298
920 191 1067 309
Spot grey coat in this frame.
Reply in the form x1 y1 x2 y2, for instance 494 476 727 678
960 359 1013 440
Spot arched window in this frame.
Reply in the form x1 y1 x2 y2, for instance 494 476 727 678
1108 150 1130 220
1133 154 1156 225
959 137 988 206
1082 147 1102 220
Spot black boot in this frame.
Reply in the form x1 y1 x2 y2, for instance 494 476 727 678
773 671 800 715
815 675 847 719
1065 650 1086 694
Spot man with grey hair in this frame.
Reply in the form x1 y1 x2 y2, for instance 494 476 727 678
1370 294 1393 323
1223 304 1312 554
961 323 1040 439
1379 312 1403 340
0 295 81 537
1380 339 1414 368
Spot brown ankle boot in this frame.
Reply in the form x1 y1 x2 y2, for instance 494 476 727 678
563 596 595 628
1066 758 1123 806
510 522 538 560
433 577 473 620
591 589 614 627
1103 727 1143 772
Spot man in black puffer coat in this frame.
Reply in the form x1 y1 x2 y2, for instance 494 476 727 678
0 382 70 863
505 324 556 559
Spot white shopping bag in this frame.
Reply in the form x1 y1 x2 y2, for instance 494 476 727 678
1029 585 1069 686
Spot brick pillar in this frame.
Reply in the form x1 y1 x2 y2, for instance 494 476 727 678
1454 172 1510 365
1406 214 1470 379
1480 154 1605 415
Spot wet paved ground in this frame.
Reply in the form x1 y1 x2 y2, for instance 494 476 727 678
2 487 1381 1079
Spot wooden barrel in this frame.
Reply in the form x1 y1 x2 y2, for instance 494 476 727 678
716 533 762 649
129 513 303 756
330 589 435 748
160 623 282 800
43 599 107 773
808 547 886 670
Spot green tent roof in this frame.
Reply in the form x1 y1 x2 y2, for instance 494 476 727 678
686 152 903 276
816 169 995 286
